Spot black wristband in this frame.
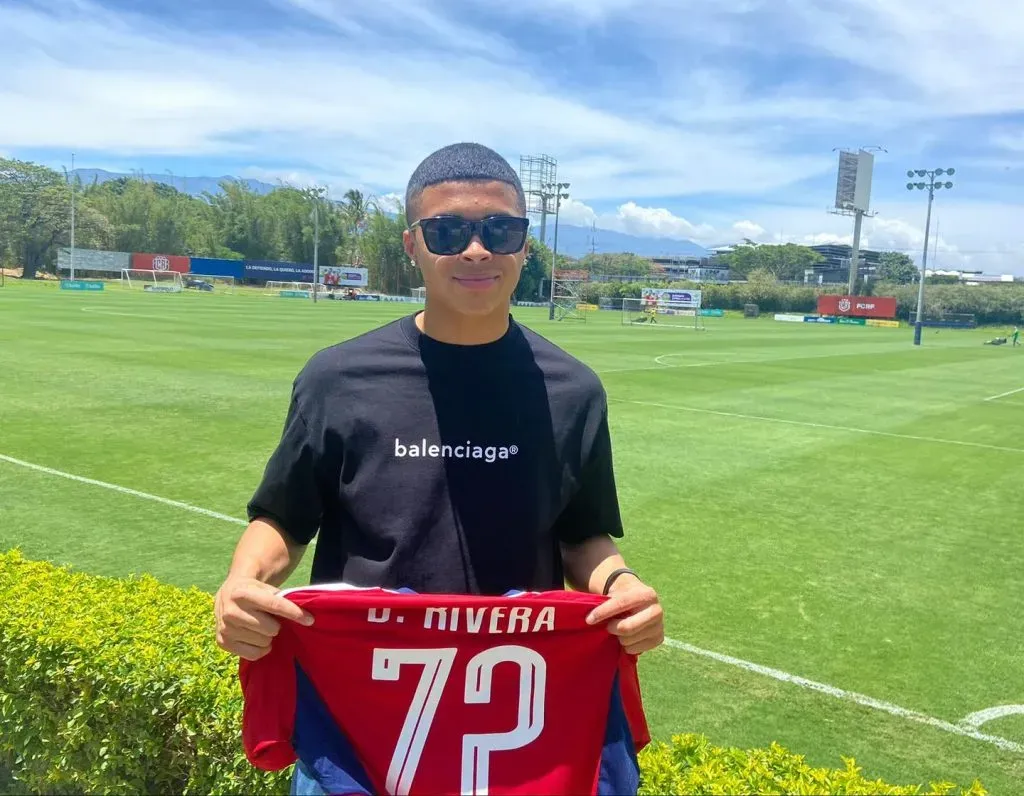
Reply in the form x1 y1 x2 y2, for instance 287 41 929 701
602 567 639 596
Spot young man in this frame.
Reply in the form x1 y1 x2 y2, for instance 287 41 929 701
214 143 663 787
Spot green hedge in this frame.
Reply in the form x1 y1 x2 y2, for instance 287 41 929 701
0 550 986 795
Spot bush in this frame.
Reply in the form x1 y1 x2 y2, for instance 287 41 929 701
0 551 986 795
0 549 289 795
638 734 985 795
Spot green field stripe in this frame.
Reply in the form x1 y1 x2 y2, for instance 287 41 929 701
611 397 1024 455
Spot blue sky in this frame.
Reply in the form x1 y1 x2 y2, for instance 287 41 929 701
3 0 1023 272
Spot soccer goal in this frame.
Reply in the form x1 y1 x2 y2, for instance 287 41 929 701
622 298 706 330
121 269 183 292
263 281 328 298
184 274 235 294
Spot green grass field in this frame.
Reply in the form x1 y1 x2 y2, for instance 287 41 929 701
2 279 1022 793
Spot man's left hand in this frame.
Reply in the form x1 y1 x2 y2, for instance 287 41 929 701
586 577 665 655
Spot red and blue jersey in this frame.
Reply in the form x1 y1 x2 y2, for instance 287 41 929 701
239 586 650 795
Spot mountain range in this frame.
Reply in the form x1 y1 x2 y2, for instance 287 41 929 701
70 168 709 260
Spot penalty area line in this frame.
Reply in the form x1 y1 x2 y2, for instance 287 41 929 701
665 638 1024 754
0 453 247 526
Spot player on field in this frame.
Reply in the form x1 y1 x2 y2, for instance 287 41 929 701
214 143 664 794
1013 326 1020 346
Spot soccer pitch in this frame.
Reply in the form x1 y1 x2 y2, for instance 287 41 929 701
1 281 1022 792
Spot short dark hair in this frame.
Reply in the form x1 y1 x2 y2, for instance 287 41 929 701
405 142 527 225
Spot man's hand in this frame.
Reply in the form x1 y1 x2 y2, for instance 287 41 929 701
214 576 314 661
585 576 664 656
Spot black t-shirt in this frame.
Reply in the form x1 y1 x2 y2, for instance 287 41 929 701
246 312 623 595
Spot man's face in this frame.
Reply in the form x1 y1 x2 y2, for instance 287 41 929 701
403 180 528 318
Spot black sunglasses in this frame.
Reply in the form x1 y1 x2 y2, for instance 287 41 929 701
410 215 530 256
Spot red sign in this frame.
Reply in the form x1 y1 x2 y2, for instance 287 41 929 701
131 252 190 274
817 294 897 319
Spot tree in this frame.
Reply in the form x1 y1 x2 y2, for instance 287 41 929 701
359 203 417 296
718 243 824 281
578 252 653 277
0 159 108 279
878 251 918 284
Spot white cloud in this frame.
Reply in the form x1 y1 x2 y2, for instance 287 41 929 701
1 0 1022 272
558 197 1024 275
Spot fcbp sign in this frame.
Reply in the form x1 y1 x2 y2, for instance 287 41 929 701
817 295 897 319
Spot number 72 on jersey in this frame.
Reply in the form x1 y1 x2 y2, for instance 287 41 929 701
372 645 546 796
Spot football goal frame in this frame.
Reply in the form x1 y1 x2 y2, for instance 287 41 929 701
263 281 328 298
120 269 184 292
622 297 707 330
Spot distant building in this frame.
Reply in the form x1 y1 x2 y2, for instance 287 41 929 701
927 269 1016 284
803 243 883 285
649 255 730 283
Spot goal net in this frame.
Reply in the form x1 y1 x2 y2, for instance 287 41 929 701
121 269 183 292
184 274 235 294
263 281 328 298
622 297 706 330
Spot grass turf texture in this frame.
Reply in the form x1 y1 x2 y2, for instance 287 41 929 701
1 279 1022 792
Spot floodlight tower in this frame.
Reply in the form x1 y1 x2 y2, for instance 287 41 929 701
519 155 557 245
545 181 570 320
907 168 955 346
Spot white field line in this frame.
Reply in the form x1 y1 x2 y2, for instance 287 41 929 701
2 453 1020 754
961 704 1024 729
664 639 1024 754
599 349 888 377
984 386 1024 402
614 398 1024 456
0 453 246 525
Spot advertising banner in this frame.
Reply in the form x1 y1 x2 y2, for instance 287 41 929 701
356 293 382 301
60 280 105 291
57 248 130 273
803 315 837 324
817 294 897 319
699 308 725 317
640 287 702 307
189 257 244 279
321 266 368 287
837 317 867 325
866 319 901 328
244 260 313 282
774 314 806 323
132 252 191 274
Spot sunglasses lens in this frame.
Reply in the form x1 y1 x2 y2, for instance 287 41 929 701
421 218 471 255
483 217 529 254
418 216 529 255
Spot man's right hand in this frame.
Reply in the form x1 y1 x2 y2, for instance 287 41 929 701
214 576 314 661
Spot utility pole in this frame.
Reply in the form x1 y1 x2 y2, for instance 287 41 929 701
312 193 320 303
907 168 955 345
70 152 76 281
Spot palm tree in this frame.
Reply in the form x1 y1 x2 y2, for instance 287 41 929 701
342 189 379 266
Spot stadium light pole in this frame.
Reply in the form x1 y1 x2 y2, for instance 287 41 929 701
70 152 76 281
545 182 570 320
907 168 955 345
310 186 325 303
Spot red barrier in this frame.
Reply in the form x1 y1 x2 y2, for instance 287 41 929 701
817 295 897 319
131 252 190 274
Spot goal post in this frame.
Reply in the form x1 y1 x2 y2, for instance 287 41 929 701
623 288 707 330
263 281 330 298
120 269 183 292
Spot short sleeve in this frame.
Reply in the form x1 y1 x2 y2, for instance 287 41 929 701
246 389 324 545
552 399 625 546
